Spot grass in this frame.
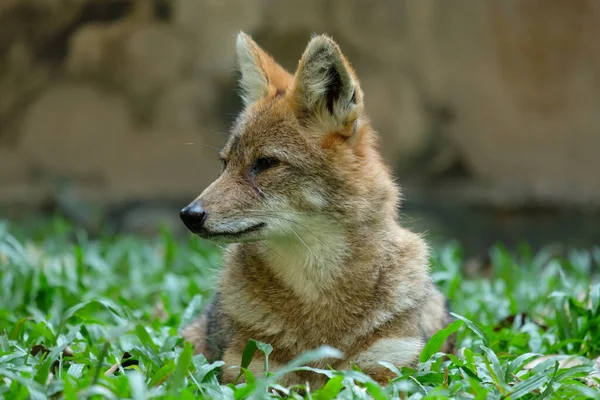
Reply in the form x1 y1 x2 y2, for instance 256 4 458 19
0 216 599 399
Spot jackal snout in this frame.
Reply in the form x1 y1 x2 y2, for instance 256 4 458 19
180 172 269 242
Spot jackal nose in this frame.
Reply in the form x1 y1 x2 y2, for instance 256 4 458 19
179 203 207 233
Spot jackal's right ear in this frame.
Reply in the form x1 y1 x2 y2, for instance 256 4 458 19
290 35 364 135
236 32 292 107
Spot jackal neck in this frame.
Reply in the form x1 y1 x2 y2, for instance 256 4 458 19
243 216 396 302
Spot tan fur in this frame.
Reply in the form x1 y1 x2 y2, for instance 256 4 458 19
180 32 454 387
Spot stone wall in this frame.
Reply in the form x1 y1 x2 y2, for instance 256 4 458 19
2 0 600 217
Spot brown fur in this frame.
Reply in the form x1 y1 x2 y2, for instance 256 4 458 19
180 32 454 387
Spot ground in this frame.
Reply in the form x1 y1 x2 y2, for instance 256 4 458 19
0 217 599 399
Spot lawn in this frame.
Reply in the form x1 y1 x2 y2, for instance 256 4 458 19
0 217 599 399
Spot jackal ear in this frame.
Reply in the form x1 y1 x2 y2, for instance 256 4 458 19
291 35 363 132
236 32 292 107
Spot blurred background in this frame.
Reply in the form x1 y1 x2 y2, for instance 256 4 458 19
0 0 599 258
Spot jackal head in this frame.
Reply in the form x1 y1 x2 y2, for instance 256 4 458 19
180 33 399 244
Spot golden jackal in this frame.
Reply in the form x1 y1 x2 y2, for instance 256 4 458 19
180 32 453 386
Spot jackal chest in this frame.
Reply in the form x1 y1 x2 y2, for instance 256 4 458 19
220 282 387 360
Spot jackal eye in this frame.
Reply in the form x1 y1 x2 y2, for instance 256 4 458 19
252 157 280 173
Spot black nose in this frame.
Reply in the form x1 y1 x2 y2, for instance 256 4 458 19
180 203 207 233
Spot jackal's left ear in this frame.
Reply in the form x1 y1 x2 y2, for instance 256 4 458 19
291 35 363 133
236 32 292 107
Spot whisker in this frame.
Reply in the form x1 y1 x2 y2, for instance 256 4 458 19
288 225 316 258
259 241 283 261
184 143 222 153
228 212 325 245
244 209 336 216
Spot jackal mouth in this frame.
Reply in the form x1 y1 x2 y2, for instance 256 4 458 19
196 222 266 240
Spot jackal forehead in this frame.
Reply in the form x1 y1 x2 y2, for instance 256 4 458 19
221 104 306 161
